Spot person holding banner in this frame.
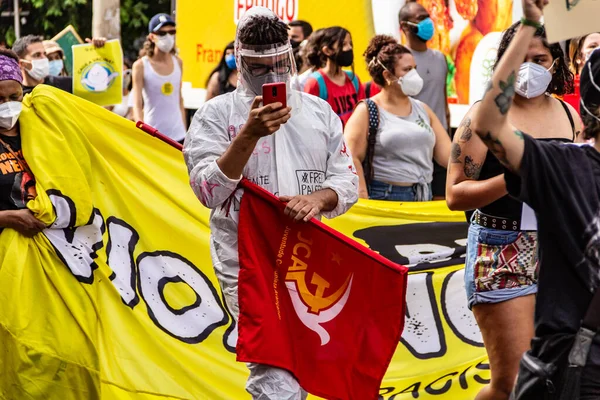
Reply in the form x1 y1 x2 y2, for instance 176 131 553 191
0 49 45 237
446 15 581 400
470 0 600 397
183 6 358 399
132 13 186 144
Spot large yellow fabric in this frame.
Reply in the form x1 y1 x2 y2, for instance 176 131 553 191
0 86 488 400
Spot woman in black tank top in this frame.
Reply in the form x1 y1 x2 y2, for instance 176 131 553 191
445 22 582 400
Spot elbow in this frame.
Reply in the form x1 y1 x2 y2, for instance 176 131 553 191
445 188 467 211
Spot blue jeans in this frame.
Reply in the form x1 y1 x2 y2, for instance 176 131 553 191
368 179 432 202
464 223 538 310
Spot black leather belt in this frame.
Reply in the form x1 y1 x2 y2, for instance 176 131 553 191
473 210 520 231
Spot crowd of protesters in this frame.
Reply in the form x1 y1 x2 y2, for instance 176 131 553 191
2 0 600 399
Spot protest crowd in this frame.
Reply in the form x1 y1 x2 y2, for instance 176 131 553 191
2 0 600 399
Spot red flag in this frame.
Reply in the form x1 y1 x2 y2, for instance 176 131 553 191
237 180 408 400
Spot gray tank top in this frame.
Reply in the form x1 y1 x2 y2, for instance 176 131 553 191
371 97 435 187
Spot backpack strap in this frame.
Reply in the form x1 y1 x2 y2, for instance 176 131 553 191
361 98 380 190
344 70 360 94
310 71 328 100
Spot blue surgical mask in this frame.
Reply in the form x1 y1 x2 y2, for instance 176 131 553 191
49 59 64 77
225 54 237 70
407 17 435 42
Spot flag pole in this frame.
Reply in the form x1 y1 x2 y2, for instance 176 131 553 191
135 121 183 151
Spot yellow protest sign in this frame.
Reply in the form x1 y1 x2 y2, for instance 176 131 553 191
72 39 123 106
0 86 488 399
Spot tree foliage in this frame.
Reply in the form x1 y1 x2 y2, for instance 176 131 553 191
1 0 171 60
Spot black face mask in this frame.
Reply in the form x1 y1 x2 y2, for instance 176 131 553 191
335 49 354 67
290 39 301 49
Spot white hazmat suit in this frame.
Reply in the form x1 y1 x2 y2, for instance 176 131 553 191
183 7 358 400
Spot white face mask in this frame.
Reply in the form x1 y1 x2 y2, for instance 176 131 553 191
398 68 424 97
515 61 554 99
156 34 175 53
26 58 50 81
0 101 23 130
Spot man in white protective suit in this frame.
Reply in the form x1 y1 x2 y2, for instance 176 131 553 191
183 6 359 400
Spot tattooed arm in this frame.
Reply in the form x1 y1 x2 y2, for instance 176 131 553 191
446 104 509 211
470 0 547 173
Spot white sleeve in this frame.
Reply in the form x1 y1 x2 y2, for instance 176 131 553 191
183 101 241 209
321 109 359 219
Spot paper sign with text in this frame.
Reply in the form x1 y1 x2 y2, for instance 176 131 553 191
544 0 600 43
72 39 122 106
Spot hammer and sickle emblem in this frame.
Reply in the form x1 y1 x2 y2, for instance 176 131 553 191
286 271 352 314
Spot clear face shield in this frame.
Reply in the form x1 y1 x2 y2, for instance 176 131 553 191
234 8 303 113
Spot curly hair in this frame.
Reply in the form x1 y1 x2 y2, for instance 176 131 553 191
303 27 351 72
582 107 600 140
495 22 574 96
364 35 411 87
569 34 589 75
237 15 289 46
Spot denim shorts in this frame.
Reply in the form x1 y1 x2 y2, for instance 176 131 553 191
368 179 433 202
465 223 539 310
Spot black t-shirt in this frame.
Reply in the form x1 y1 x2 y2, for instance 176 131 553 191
474 100 576 221
23 76 72 95
0 133 33 211
506 134 600 365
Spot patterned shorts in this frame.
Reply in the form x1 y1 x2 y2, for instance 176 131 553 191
464 223 539 309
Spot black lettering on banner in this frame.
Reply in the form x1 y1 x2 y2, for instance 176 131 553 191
106 217 140 308
400 272 447 359
389 382 421 400
473 361 491 385
45 190 105 284
295 170 325 196
424 372 458 395
459 365 471 390
222 298 237 353
441 270 484 348
158 276 202 314
137 251 228 344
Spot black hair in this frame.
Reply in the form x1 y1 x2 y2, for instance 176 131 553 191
289 20 313 39
582 107 600 140
304 26 353 74
237 15 289 46
0 48 19 63
12 35 43 59
364 35 412 86
205 41 236 95
495 21 574 96
304 28 327 69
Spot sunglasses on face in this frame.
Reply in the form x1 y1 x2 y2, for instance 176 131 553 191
154 30 176 37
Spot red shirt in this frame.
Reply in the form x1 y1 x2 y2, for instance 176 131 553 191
563 75 581 115
363 80 381 98
304 70 365 126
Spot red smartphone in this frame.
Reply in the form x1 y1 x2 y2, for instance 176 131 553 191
262 82 287 108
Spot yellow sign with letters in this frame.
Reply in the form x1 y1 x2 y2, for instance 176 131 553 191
72 39 123 106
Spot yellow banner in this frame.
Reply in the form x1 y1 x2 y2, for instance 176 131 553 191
0 86 488 399
72 39 123 106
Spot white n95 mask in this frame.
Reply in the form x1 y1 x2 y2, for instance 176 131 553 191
399 68 424 97
156 35 175 53
515 61 554 99
0 101 23 130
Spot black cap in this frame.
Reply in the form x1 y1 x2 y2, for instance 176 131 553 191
580 48 600 115
148 13 175 34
